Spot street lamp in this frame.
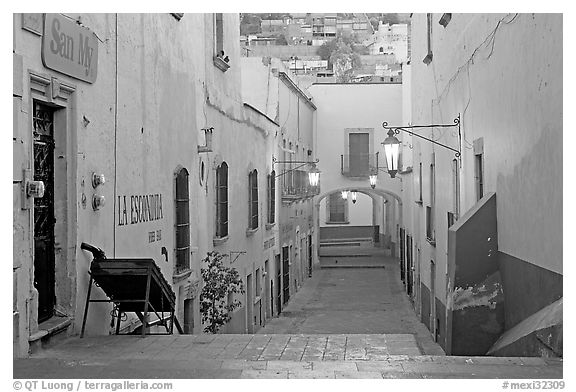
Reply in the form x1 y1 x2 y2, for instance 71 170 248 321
341 190 348 200
382 129 401 178
308 163 320 187
380 116 461 182
369 174 378 189
350 190 357 204
272 156 321 187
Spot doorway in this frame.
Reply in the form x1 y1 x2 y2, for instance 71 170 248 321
246 273 253 333
282 246 290 304
183 299 194 334
275 254 282 314
33 101 56 323
430 260 436 340
307 234 312 277
264 260 270 319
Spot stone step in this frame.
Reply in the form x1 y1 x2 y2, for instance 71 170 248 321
15 334 563 379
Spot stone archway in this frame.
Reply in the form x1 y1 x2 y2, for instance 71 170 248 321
314 186 402 253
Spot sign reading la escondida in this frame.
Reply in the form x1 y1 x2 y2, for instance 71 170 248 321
42 14 98 83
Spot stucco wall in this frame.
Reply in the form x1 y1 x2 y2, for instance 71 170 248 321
411 13 562 279
13 13 308 356
409 13 562 354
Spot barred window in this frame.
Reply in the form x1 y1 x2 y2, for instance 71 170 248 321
216 162 228 238
175 168 190 274
268 171 276 224
249 169 259 230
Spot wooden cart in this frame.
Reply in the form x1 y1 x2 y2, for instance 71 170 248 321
80 258 183 337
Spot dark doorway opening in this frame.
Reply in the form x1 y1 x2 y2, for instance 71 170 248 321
33 101 56 323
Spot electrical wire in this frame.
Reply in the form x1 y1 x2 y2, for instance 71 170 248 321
431 13 520 149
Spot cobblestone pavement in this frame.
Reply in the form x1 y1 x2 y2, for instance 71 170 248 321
14 334 562 379
259 248 444 355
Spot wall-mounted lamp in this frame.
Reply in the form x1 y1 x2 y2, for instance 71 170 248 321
92 173 106 188
308 163 320 187
350 190 357 204
382 130 401 178
272 156 321 187
380 115 461 179
92 195 106 211
369 174 378 189
198 127 214 153
341 190 348 200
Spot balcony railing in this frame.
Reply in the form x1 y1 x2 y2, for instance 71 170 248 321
281 169 320 201
341 153 379 177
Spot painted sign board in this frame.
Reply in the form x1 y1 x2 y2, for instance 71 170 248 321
42 14 98 83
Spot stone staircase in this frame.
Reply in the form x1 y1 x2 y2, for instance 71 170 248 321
14 334 562 379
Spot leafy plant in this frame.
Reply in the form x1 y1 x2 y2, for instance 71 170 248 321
199 251 245 334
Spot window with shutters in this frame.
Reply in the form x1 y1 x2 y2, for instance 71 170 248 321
248 169 259 230
175 168 190 274
215 162 228 238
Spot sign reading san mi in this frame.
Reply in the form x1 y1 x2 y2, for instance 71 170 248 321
42 13 98 83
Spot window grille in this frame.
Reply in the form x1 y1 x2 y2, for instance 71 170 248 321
175 168 190 274
248 169 259 230
216 162 228 238
268 171 276 224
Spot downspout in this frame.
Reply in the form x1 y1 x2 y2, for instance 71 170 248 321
113 13 118 257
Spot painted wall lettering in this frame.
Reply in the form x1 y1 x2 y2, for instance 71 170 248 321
117 194 163 226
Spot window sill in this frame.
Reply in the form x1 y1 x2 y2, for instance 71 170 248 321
265 223 275 230
213 56 230 72
213 236 229 246
246 228 258 237
173 268 192 284
325 221 349 225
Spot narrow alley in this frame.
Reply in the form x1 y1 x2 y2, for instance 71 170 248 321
259 245 444 355
12 12 563 382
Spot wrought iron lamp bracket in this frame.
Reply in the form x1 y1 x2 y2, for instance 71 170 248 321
382 115 461 158
271 156 320 179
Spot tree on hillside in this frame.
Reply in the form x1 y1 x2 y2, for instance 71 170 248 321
200 251 245 334
318 33 365 78
330 41 361 83
275 34 288 45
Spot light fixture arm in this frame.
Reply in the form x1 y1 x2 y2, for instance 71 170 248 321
382 115 461 158
271 156 320 179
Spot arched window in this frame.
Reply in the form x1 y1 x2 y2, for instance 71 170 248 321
175 167 190 273
379 47 384 53
248 169 259 230
216 162 228 238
